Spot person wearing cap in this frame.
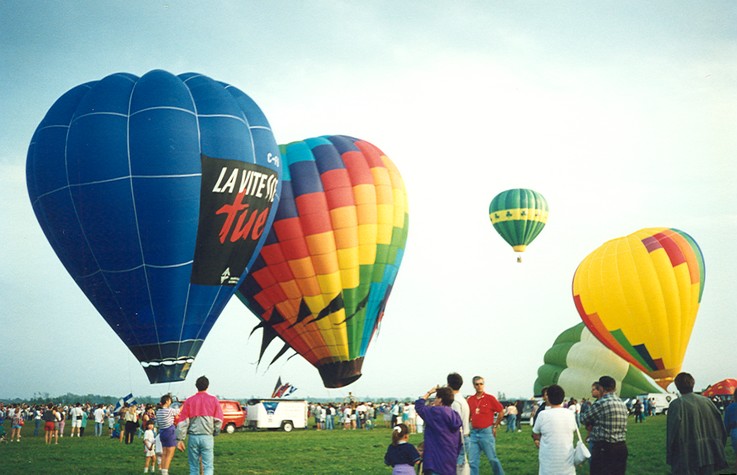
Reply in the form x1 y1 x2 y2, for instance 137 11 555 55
467 376 505 475
580 376 628 475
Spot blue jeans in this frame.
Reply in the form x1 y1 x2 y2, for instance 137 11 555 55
326 415 334 430
469 427 504 475
95 422 104 436
457 434 470 466
188 434 214 475
505 415 516 432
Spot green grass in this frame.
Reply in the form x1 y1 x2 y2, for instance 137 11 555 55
1 416 734 474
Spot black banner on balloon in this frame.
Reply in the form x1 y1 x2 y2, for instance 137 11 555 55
191 154 278 286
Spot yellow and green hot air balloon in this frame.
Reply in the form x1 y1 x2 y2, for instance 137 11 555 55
572 228 705 390
488 188 549 262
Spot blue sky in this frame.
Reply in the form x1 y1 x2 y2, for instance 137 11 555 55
1 1 735 401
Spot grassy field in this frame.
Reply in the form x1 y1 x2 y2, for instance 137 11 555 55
1 416 735 474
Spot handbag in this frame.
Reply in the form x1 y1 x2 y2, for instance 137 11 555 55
457 429 470 475
573 426 591 465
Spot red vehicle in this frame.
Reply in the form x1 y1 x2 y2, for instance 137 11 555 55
219 400 247 434
172 399 247 434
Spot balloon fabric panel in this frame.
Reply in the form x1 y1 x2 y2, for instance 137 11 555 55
237 135 408 388
27 70 281 383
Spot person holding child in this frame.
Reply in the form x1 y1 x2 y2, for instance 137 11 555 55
384 423 421 474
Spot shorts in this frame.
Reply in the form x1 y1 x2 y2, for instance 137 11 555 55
72 420 82 428
44 421 55 432
12 423 23 429
159 425 177 448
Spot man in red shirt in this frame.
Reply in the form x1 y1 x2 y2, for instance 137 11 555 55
467 376 505 475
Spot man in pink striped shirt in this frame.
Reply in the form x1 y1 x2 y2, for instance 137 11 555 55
176 376 224 475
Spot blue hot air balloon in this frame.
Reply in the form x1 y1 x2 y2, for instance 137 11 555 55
26 70 281 383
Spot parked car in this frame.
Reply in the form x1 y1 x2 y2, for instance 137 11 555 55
172 399 247 434
220 400 247 433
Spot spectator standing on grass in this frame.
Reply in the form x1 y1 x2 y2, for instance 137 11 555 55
123 403 139 444
43 403 56 444
176 375 224 475
532 384 577 475
156 394 179 475
143 419 157 473
57 406 66 438
80 406 89 437
33 405 42 437
10 407 24 442
93 403 105 436
467 376 505 475
505 403 518 433
724 388 737 474
415 385 462 475
580 376 628 475
70 403 83 437
448 372 471 471
384 423 421 474
666 372 728 475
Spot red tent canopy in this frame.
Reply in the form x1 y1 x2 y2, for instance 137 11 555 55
702 378 737 397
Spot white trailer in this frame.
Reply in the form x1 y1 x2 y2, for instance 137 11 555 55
246 398 307 432
638 392 679 415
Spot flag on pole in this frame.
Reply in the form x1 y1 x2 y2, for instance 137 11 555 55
113 393 137 413
271 377 283 398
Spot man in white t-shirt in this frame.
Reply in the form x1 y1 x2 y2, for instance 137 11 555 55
448 372 471 469
93 404 106 436
70 403 84 437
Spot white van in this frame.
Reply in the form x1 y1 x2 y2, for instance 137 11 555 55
246 399 307 432
638 393 678 415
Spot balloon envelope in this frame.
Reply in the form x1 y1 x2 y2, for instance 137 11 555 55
702 378 737 398
534 323 663 399
27 70 281 383
236 135 408 388
572 228 705 390
488 188 548 255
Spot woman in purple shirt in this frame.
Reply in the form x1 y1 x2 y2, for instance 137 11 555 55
415 385 462 475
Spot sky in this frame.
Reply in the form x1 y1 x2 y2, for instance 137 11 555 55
1 1 735 402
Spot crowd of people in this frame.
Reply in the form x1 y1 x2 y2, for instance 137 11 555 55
2 371 736 474
382 372 736 475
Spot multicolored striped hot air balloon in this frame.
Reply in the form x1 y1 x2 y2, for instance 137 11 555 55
572 228 705 390
488 188 548 262
236 135 408 388
534 323 664 399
